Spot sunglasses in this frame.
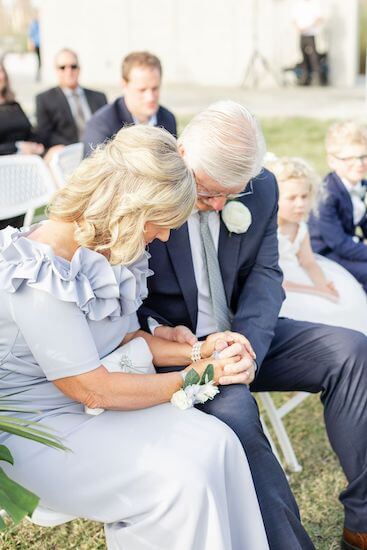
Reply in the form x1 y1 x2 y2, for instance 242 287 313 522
58 64 79 71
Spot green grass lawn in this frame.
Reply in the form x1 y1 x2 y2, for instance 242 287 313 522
1 117 345 550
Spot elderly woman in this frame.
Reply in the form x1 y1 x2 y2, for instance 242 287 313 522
0 126 269 549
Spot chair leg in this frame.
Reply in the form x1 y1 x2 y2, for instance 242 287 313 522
259 393 303 472
260 414 283 468
24 208 35 227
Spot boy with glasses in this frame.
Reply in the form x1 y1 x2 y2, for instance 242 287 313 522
309 121 367 292
36 48 107 152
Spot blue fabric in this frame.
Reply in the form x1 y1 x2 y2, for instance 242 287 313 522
0 226 152 321
83 97 177 157
308 172 367 290
28 19 40 47
139 168 367 542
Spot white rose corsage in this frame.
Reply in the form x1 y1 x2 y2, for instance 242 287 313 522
221 200 252 234
171 364 219 410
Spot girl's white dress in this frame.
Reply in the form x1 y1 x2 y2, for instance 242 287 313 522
278 222 367 334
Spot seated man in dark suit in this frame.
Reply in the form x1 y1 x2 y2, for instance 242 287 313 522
138 102 367 550
83 51 176 157
309 121 367 292
36 48 107 151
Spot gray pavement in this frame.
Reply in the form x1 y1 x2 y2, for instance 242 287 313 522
7 53 367 121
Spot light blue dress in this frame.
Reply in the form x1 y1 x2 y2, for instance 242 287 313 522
0 226 269 550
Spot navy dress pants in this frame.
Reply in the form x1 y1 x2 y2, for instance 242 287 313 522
159 318 367 549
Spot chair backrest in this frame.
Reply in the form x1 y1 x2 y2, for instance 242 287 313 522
49 142 83 188
0 155 56 226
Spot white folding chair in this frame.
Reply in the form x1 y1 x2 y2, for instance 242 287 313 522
49 142 84 188
258 391 311 472
0 155 56 227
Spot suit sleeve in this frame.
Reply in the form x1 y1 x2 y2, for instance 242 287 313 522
231 183 284 369
138 304 173 332
316 192 367 260
36 94 53 148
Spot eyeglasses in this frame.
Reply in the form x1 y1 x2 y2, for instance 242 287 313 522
58 64 79 71
196 189 246 200
333 154 367 164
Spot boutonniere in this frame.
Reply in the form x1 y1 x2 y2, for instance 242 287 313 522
221 200 252 234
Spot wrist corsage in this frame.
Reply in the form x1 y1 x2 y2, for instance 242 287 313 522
171 364 219 410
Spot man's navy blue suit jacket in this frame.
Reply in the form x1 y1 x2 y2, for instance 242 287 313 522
83 96 177 157
308 172 367 261
138 169 285 369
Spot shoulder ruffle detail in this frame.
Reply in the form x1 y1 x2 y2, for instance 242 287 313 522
0 227 153 321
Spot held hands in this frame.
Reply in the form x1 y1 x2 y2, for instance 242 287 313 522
155 325 256 386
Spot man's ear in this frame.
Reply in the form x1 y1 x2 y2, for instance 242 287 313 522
178 144 185 159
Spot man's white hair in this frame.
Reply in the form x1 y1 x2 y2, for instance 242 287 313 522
178 100 266 189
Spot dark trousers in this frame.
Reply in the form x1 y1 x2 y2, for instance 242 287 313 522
158 318 367 548
300 35 320 81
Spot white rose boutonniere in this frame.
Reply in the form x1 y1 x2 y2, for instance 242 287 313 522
221 200 252 234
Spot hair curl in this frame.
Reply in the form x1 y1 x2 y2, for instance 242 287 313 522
47 125 195 265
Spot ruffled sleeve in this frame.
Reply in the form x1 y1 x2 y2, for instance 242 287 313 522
0 226 153 322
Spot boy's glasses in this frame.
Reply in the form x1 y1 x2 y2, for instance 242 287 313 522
333 154 367 164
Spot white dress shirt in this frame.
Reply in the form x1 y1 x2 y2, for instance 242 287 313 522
132 113 157 126
292 0 322 36
341 178 366 225
62 86 92 122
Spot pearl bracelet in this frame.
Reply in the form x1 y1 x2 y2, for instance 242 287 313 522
191 341 203 362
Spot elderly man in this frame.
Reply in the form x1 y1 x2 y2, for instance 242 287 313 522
36 48 107 150
83 51 176 157
138 101 367 550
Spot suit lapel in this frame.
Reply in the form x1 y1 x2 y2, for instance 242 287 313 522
166 224 198 330
332 173 355 226
118 97 135 125
56 87 76 129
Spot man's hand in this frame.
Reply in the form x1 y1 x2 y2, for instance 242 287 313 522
215 342 256 385
154 325 197 346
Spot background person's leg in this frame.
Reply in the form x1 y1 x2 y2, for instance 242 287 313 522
252 318 367 533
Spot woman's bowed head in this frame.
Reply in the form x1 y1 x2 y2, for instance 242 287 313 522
47 124 196 266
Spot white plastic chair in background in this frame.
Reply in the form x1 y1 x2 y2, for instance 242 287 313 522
49 142 84 188
258 391 311 472
0 155 56 226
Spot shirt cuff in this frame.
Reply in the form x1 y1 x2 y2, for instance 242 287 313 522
147 316 162 335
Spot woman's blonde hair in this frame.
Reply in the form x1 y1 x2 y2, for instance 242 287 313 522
265 156 321 212
325 121 367 156
47 125 196 265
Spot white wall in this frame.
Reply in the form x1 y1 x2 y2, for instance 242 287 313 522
39 0 359 88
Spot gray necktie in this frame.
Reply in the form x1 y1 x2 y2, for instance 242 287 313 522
199 211 231 332
72 91 86 140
